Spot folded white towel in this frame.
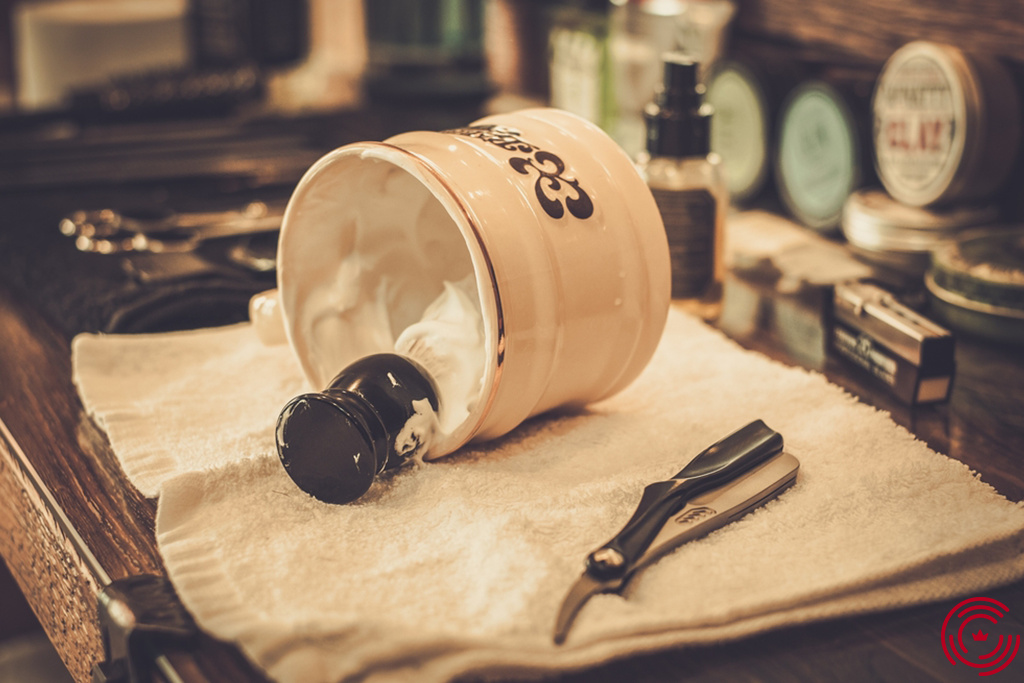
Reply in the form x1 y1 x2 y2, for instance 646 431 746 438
72 308 1024 683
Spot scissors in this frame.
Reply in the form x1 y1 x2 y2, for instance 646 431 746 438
553 419 800 645
59 199 286 254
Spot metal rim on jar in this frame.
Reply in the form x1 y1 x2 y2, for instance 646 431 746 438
842 188 997 253
930 230 1024 309
925 270 1024 347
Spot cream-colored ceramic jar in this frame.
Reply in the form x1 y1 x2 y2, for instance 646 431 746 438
267 108 671 458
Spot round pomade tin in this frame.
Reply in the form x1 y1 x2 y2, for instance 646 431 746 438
776 81 861 231
707 61 770 204
873 41 1021 207
842 188 998 274
926 231 1024 344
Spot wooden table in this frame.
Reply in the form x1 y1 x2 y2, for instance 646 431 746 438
2 240 1023 682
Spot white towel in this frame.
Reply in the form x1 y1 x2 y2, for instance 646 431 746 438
72 309 1024 683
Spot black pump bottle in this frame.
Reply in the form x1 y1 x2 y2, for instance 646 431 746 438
638 53 727 303
276 353 439 504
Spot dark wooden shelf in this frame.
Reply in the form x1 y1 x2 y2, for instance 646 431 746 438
735 0 1024 68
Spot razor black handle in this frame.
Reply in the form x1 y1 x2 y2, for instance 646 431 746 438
585 420 783 581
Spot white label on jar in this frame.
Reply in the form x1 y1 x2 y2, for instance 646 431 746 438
778 87 855 227
874 54 960 195
708 67 767 200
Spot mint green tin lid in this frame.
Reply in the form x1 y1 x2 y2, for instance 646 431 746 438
776 81 860 231
707 62 769 204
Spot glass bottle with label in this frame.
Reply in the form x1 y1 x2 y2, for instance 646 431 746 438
637 53 726 315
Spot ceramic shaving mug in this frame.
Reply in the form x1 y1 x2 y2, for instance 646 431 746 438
253 108 671 473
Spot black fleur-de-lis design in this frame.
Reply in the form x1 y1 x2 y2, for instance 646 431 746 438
509 151 594 220
443 125 594 221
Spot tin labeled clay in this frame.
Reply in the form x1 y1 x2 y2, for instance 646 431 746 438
873 41 1021 207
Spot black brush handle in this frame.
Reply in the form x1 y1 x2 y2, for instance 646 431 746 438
585 420 783 581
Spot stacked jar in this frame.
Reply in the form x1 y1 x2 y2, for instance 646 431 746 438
843 41 1019 277
845 41 1024 343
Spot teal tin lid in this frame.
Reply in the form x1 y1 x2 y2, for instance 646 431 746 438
776 81 861 232
707 61 769 204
